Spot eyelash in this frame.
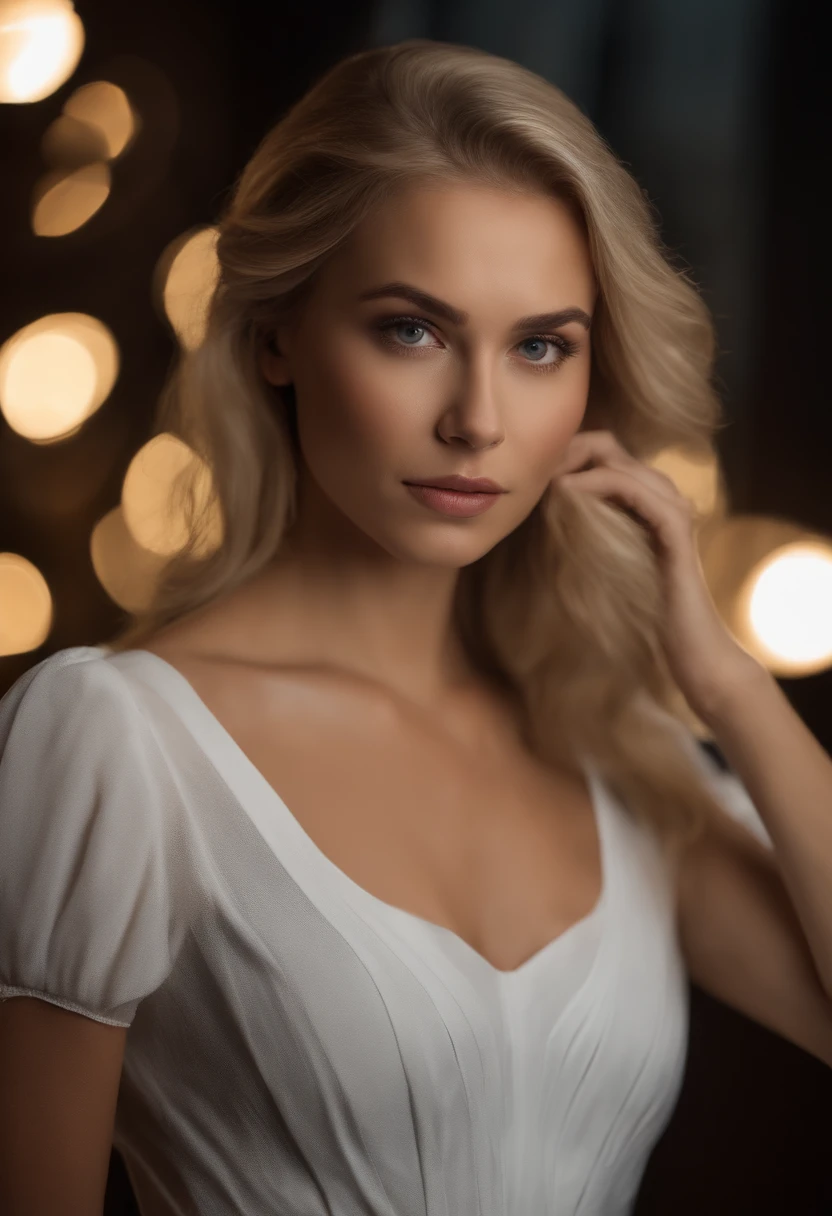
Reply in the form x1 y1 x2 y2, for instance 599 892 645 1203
375 314 581 373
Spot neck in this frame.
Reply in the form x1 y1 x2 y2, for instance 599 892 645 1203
258 536 475 705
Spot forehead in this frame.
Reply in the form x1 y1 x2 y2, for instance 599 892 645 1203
316 180 596 315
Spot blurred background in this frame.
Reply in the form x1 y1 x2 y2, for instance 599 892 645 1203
1 0 830 1211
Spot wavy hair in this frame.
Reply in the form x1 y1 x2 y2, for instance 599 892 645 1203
108 38 730 856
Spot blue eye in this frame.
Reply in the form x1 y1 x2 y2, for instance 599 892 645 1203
374 314 580 373
518 337 552 363
387 321 430 345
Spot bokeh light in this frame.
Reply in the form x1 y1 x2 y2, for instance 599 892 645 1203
156 226 220 350
742 542 832 676
32 161 111 236
0 0 84 104
121 432 223 558
0 312 119 440
90 505 169 613
0 553 53 656
700 514 832 677
33 80 136 236
62 79 135 158
40 111 107 167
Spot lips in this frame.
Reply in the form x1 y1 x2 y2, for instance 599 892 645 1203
403 475 506 494
403 481 504 518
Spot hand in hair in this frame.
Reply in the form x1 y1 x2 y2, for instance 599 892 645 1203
552 429 762 721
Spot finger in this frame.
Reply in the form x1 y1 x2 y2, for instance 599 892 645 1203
559 465 694 552
554 429 622 474
556 431 681 505
554 430 653 480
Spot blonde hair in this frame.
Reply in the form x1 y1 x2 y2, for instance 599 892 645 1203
109 38 730 855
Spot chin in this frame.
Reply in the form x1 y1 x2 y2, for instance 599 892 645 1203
371 525 509 569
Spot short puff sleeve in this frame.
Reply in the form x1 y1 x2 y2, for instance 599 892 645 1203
0 648 196 1027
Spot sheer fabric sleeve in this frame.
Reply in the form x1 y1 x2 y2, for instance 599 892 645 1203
0 649 196 1027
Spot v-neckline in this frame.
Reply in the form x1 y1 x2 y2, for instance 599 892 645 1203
103 645 611 983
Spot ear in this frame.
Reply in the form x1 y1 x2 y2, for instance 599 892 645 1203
259 328 293 387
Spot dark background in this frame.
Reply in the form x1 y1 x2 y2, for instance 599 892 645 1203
2 1 831 1211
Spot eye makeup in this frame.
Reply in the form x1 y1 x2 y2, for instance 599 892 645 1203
373 314 581 374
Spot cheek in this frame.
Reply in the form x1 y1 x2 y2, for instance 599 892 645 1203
518 378 589 481
292 334 421 471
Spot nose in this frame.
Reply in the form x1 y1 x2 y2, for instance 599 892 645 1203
434 355 505 450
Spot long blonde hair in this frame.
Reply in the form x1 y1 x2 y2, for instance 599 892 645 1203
108 38 730 855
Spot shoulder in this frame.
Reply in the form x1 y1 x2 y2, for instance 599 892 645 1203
138 633 403 733
0 643 178 767
0 643 200 908
1 645 139 738
0 646 201 1026
0 645 180 839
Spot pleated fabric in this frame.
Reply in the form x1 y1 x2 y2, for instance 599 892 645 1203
0 645 690 1215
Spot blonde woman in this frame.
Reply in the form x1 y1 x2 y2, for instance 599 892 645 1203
1 38 831 1216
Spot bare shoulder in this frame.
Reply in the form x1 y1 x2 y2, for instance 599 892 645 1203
139 610 402 740
135 584 529 766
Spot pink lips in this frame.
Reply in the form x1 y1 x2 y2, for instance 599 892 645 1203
405 474 506 493
403 475 506 518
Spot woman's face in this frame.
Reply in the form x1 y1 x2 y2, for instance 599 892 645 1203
262 179 596 567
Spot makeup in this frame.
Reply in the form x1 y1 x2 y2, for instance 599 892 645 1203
403 483 503 517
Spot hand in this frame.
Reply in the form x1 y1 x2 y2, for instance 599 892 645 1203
552 430 765 720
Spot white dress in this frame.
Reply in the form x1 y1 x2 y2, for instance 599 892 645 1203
0 644 764 1215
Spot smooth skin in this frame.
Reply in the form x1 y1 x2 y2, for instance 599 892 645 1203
0 998 126 1216
3 180 830 1215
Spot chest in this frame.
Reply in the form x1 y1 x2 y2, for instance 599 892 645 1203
153 653 603 972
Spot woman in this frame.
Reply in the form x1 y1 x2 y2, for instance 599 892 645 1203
1 38 831 1216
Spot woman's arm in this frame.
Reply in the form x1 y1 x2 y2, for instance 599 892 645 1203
0 996 127 1216
554 429 832 1066
675 663 832 1068
0 997 126 1216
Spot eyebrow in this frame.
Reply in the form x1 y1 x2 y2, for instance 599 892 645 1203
357 280 592 333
